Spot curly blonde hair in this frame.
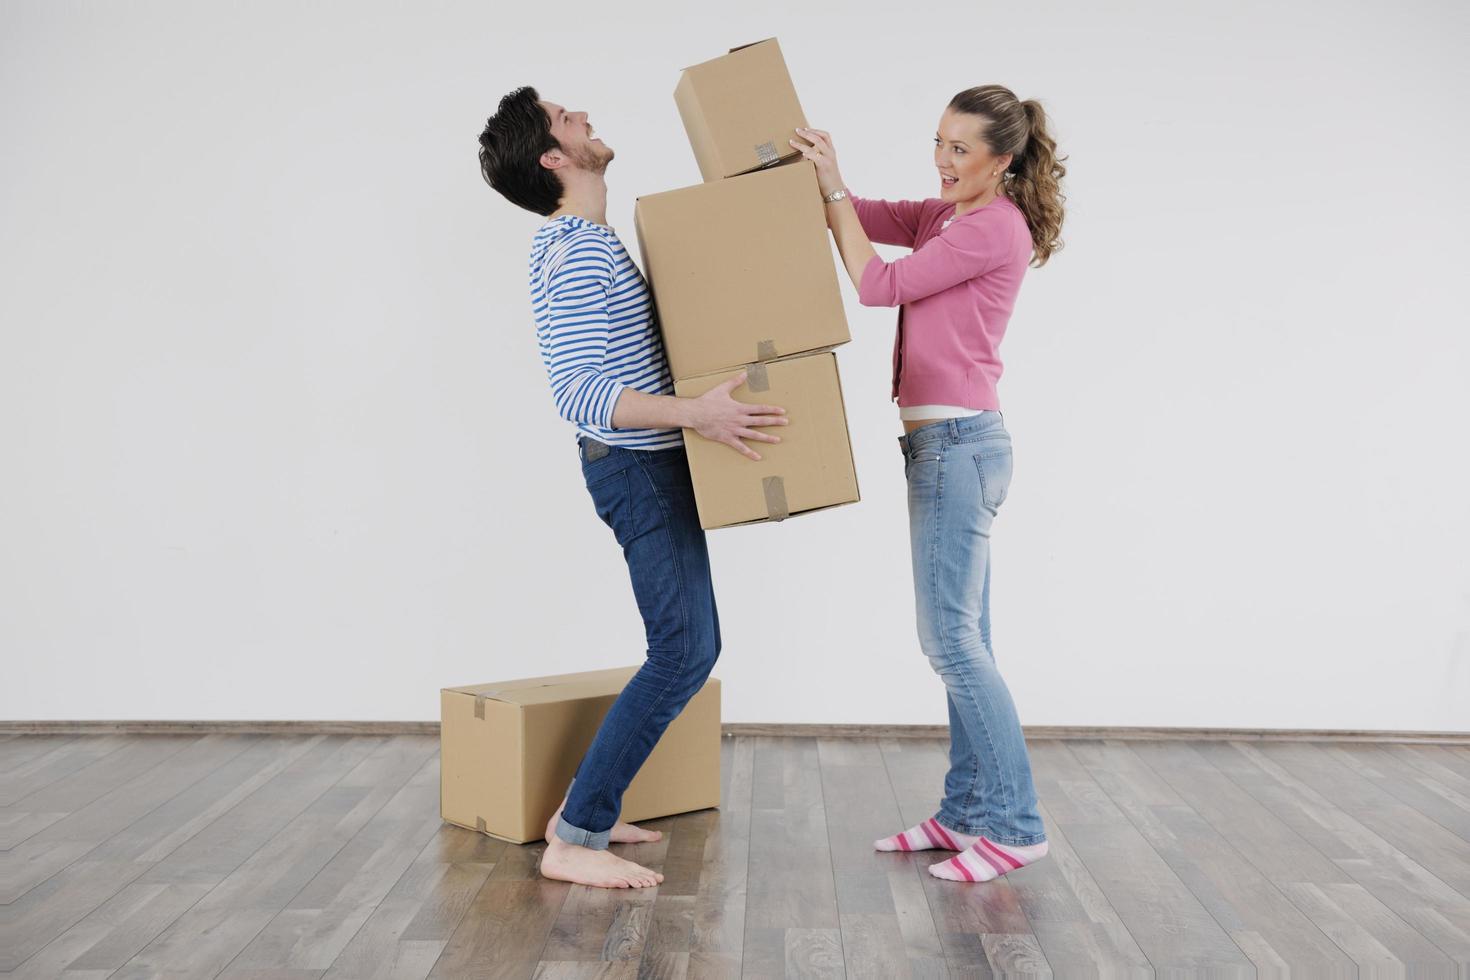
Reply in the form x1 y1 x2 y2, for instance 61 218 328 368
949 85 1068 268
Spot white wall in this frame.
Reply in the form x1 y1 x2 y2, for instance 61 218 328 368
2 0 1467 729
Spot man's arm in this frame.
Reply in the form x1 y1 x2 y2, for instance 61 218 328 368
541 232 789 460
541 236 629 427
608 388 693 430
610 375 789 462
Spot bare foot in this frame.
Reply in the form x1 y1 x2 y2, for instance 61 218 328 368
609 820 662 843
544 800 663 845
539 836 663 888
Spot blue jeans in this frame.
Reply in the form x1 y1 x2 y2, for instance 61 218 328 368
555 436 722 849
899 413 1047 847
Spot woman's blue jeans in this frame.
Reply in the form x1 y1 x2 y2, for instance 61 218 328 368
555 436 721 850
899 413 1047 847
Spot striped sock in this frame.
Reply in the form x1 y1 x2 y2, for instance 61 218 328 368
874 816 978 853
928 837 1049 882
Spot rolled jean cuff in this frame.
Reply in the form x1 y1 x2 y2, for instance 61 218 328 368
556 777 612 849
554 814 611 850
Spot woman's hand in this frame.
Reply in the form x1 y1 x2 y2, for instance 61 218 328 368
790 126 876 290
789 127 844 197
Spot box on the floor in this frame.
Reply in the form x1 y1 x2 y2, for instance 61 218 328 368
634 160 849 381
441 667 721 844
674 350 860 529
675 38 808 182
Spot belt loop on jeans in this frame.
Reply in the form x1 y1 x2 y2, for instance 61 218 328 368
947 418 959 443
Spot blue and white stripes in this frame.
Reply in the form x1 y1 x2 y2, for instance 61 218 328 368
528 215 683 450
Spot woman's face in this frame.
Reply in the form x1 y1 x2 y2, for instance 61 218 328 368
934 109 1007 204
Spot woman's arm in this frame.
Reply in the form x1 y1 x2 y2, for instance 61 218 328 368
791 127 1006 308
849 194 926 248
788 128 878 295
850 219 1008 307
825 196 880 296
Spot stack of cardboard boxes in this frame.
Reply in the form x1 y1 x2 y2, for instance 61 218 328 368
635 39 862 530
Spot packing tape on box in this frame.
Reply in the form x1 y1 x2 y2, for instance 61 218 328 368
763 475 789 521
755 141 780 167
471 685 557 717
745 361 770 392
745 342 777 391
475 816 486 834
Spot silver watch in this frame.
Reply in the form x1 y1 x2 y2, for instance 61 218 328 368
822 187 849 204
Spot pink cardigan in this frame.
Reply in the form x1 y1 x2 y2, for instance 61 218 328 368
851 191 1032 410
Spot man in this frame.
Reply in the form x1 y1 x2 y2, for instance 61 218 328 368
477 87 788 889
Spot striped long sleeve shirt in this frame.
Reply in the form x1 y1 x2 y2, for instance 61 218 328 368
528 215 683 451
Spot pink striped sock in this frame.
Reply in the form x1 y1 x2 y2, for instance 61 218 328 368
928 837 1049 882
874 816 978 853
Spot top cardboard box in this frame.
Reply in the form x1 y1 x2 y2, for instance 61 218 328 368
675 38 809 182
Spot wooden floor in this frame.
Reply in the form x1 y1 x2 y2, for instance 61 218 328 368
2 734 1470 978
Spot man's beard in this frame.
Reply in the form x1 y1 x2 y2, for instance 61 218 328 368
570 141 613 175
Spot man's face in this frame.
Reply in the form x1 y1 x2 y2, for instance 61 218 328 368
539 100 614 175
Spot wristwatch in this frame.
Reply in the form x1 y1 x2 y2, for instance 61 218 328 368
822 187 849 204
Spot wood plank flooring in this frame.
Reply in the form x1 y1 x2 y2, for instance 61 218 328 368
2 734 1469 977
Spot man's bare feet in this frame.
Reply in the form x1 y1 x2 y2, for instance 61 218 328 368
537 800 665 889
539 837 664 889
544 800 663 845
609 819 662 843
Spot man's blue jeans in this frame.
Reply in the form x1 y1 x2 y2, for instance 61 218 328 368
899 413 1047 847
555 436 721 849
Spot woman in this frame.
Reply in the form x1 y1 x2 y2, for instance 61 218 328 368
791 85 1066 883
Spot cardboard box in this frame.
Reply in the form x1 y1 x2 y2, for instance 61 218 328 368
675 38 808 182
674 351 859 529
635 160 850 381
441 667 721 844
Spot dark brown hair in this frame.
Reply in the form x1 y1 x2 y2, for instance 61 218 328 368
948 85 1067 267
478 86 563 216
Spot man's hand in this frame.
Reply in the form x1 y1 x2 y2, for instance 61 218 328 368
684 372 789 461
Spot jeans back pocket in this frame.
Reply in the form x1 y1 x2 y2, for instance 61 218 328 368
974 448 1013 510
